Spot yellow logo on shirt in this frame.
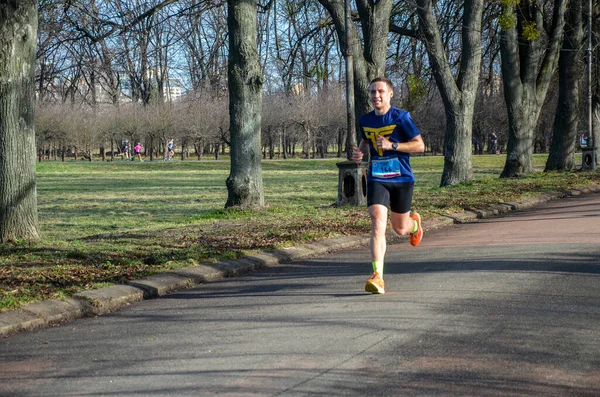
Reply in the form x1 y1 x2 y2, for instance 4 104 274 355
363 125 397 156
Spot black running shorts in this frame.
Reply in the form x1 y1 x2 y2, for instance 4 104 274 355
367 181 414 214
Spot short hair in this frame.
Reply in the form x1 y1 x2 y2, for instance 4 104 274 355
369 77 394 91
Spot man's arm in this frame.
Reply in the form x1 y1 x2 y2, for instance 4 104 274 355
376 134 424 154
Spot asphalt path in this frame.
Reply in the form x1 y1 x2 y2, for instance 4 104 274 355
1 193 600 397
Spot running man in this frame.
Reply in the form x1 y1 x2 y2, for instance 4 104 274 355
166 139 175 161
352 77 425 294
121 139 129 160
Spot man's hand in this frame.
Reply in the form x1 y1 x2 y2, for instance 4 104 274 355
352 146 364 163
376 136 392 152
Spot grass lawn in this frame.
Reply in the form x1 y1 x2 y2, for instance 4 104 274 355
1 154 599 310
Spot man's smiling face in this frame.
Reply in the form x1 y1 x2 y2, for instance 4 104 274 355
369 81 393 115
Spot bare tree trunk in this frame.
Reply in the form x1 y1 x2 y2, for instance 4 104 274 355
594 0 600 166
225 0 264 208
181 138 187 161
303 124 311 159
148 136 154 161
282 124 287 160
416 0 483 186
546 0 584 171
277 130 282 159
594 94 600 165
500 0 567 177
501 90 539 176
337 127 344 158
441 107 476 182
0 1 40 242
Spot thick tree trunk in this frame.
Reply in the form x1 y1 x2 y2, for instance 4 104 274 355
501 92 539 176
225 0 264 208
590 1 600 166
0 1 40 243
417 0 483 186
180 138 186 161
302 124 311 159
441 106 475 184
500 0 567 177
354 0 391 116
546 0 584 171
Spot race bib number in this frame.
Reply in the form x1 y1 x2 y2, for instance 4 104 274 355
371 157 401 178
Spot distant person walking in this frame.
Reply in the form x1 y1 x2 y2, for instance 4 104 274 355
133 142 143 162
352 77 425 295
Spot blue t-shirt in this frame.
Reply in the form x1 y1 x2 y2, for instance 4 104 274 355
359 107 421 184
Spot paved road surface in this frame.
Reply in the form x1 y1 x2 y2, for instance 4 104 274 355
1 193 599 396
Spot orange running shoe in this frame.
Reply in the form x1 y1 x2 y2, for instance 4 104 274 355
365 272 385 294
409 212 423 247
